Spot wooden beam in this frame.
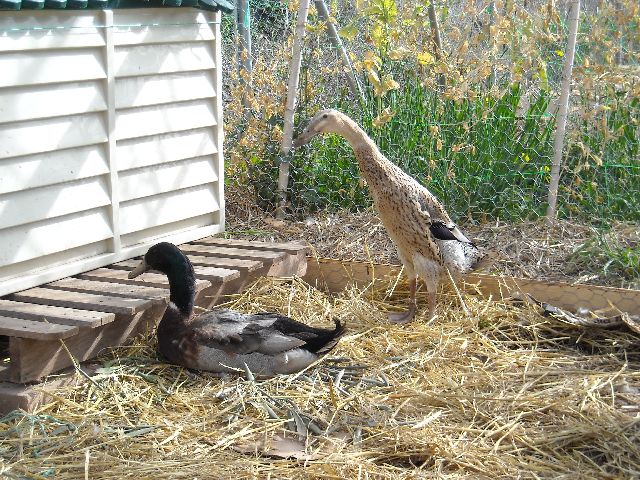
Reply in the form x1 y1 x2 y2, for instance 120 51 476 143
11 287 153 315
0 315 78 340
303 258 640 316
0 299 114 328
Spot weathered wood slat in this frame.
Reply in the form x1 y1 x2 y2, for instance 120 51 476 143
76 268 215 289
111 255 263 274
0 299 114 329
192 237 310 255
0 316 78 340
6 303 165 383
100 262 239 284
179 244 287 263
11 288 152 315
46 278 169 303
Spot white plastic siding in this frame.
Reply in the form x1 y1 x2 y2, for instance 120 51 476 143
0 9 225 296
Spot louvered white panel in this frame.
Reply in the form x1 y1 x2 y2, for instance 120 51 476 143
0 81 107 124
0 209 113 267
0 9 224 297
113 43 215 77
0 49 106 88
0 145 108 195
0 177 111 230
0 112 107 159
115 100 216 141
119 157 218 202
115 71 216 109
113 11 215 46
0 29 105 52
116 128 217 171
0 12 104 52
119 184 219 235
121 213 221 248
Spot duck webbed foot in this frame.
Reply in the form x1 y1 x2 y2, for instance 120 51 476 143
388 303 417 324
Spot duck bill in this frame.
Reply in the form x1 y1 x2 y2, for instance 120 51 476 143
128 258 150 279
292 129 317 148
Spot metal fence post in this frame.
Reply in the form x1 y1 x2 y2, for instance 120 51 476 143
546 0 581 221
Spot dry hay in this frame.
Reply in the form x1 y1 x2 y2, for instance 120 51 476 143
225 195 640 289
2 275 640 479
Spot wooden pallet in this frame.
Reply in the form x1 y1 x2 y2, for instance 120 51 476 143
0 238 309 412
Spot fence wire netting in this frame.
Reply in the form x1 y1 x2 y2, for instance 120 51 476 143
221 0 639 288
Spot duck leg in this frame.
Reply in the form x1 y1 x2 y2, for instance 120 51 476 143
388 278 417 324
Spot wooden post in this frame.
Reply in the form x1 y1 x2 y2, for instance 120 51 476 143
236 0 252 78
276 0 311 219
314 0 365 104
427 0 446 91
546 0 581 221
488 0 496 88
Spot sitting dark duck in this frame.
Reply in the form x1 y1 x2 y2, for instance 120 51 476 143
129 242 345 376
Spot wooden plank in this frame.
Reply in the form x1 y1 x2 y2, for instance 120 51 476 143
11 287 152 315
119 185 219 235
111 256 262 273
0 177 111 230
115 128 217 172
115 71 215 109
118 157 218 202
47 278 169 303
85 263 238 285
178 244 287 263
113 43 215 78
0 112 107 160
6 302 165 383
0 209 113 268
0 145 109 195
76 268 213 290
0 316 78 340
192 237 311 255
0 49 106 88
302 258 640 316
0 299 114 329
0 81 107 124
115 100 216 141
112 11 215 46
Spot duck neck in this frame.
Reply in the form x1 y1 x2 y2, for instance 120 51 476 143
337 115 376 152
165 263 196 318
334 116 387 177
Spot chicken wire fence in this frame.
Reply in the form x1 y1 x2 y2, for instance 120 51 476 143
221 0 639 227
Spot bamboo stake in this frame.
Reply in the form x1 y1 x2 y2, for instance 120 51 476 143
427 0 446 91
314 0 365 104
276 0 311 219
546 0 581 221
237 0 253 78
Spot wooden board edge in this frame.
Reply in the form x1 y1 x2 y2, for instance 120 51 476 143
302 257 640 316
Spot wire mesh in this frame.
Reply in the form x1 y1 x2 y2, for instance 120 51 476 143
221 0 639 288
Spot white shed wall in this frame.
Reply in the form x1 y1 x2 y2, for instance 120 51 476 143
0 8 225 296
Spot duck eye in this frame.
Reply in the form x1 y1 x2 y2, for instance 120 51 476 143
322 114 328 119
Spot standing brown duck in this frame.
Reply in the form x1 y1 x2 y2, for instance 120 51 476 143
293 109 493 324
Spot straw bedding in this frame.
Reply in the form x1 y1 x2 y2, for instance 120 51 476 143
1 274 639 479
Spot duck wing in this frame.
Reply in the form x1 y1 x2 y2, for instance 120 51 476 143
189 310 345 356
413 189 473 244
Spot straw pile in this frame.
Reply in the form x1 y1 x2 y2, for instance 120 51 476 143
2 275 640 479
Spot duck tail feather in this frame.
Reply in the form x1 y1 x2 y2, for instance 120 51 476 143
313 319 346 355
